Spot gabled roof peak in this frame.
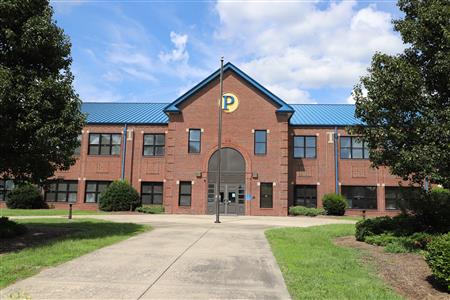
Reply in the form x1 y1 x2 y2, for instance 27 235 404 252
163 62 294 114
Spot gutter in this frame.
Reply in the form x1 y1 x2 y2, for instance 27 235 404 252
334 126 339 194
121 124 127 180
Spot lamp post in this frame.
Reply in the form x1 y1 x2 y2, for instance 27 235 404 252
215 57 224 224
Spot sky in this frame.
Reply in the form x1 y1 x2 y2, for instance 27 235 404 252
51 0 405 105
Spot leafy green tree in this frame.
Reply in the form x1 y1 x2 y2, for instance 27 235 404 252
0 0 85 183
353 0 450 188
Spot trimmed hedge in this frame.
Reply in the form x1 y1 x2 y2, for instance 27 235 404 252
426 233 450 291
0 217 27 239
136 205 165 214
322 193 347 216
6 183 47 209
289 206 325 217
98 180 140 211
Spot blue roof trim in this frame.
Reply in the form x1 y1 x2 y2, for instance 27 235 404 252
81 102 169 124
289 104 363 126
164 62 294 113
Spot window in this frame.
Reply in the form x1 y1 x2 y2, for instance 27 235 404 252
141 182 163 204
341 186 377 209
88 133 121 155
74 134 82 155
340 136 369 159
385 187 421 210
179 181 192 206
143 134 165 156
294 185 317 207
260 183 273 208
294 136 316 158
188 129 201 153
0 179 14 201
254 130 267 155
45 181 78 202
85 181 111 203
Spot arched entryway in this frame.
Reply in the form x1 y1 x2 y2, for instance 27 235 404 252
207 148 246 215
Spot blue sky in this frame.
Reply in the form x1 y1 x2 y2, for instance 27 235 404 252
52 0 405 105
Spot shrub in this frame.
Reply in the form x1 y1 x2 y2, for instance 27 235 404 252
408 187 450 233
0 217 27 238
364 232 435 252
426 233 450 291
322 193 347 216
355 214 421 241
6 183 47 209
136 205 165 214
289 206 325 217
98 180 140 211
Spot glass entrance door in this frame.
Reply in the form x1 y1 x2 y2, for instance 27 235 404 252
207 183 245 215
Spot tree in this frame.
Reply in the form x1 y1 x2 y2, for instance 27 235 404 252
0 0 85 183
353 0 450 188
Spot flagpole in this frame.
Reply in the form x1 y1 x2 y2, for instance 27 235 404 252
215 57 224 224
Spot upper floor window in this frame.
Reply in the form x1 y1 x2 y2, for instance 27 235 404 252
340 136 369 159
45 180 78 202
254 130 267 155
188 129 201 153
0 179 14 201
294 136 316 158
74 134 82 156
88 133 121 155
143 134 165 156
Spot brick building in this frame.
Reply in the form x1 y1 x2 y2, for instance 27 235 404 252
1 63 415 216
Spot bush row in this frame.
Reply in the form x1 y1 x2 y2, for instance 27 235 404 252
136 205 165 214
289 206 325 217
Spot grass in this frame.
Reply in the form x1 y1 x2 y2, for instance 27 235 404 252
266 224 402 300
0 208 109 217
0 218 150 288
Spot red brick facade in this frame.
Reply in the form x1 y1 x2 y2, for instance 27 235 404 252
1 69 410 216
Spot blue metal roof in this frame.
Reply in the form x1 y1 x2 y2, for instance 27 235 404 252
81 102 169 124
81 102 361 126
289 104 363 126
164 62 294 114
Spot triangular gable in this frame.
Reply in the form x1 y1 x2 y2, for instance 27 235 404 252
163 62 294 114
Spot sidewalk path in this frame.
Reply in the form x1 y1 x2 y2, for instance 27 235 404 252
2 215 354 299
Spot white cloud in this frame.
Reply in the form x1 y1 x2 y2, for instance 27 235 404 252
159 32 189 63
265 84 315 104
214 0 404 103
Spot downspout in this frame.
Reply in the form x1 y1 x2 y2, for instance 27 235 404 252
334 127 339 194
121 124 127 180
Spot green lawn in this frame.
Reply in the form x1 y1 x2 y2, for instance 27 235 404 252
266 224 402 300
0 208 109 217
0 218 150 288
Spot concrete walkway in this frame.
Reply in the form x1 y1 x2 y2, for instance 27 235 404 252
2 215 354 300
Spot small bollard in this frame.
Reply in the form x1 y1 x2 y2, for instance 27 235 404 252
362 209 366 220
68 203 73 219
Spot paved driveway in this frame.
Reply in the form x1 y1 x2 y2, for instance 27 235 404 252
2 215 354 300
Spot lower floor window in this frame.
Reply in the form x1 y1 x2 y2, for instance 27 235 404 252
179 181 192 206
141 182 163 204
341 186 377 209
385 186 421 210
85 181 111 203
0 179 14 201
260 183 273 208
294 185 317 207
45 180 78 202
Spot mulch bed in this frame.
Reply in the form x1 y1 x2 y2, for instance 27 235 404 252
335 236 449 300
0 226 76 254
